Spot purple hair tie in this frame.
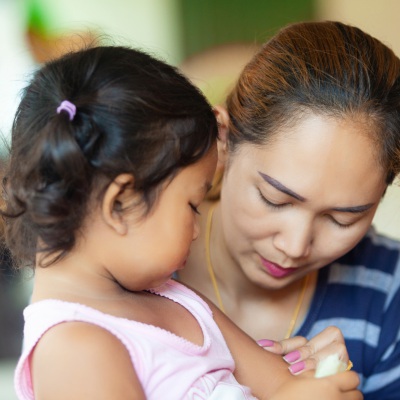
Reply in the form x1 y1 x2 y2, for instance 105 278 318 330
56 100 76 121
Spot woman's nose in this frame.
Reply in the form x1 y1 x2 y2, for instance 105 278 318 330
273 221 313 259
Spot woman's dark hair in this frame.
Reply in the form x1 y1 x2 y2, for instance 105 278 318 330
226 21 400 185
2 45 218 267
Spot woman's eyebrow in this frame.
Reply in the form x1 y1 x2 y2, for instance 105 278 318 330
258 171 375 213
331 204 374 213
258 171 306 201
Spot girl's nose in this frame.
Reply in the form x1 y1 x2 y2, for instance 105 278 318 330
192 219 200 241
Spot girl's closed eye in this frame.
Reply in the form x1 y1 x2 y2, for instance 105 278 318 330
190 203 201 215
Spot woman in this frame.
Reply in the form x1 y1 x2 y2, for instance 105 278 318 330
179 21 400 399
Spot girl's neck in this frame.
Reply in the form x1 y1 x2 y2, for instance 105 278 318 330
32 258 206 346
31 252 131 304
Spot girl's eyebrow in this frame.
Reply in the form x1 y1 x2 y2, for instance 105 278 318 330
258 171 375 213
198 181 213 196
258 171 306 202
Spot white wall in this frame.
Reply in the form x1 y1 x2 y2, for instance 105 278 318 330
316 0 400 56
34 0 183 65
0 0 184 146
316 0 400 241
0 0 34 146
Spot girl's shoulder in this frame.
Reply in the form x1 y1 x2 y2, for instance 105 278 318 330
28 319 144 399
16 299 145 400
154 280 215 326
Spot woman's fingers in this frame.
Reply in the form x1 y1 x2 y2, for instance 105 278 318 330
304 326 346 354
285 327 349 375
258 326 350 375
257 336 307 354
286 341 349 375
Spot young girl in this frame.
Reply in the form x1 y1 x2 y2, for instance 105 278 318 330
178 21 400 399
5 45 360 399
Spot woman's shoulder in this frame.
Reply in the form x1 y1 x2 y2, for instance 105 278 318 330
365 226 400 248
350 227 400 266
332 227 400 281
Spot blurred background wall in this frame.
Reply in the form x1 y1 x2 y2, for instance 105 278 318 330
1 1 400 398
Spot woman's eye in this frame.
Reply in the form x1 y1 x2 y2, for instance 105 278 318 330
328 216 354 229
258 190 288 209
190 203 200 215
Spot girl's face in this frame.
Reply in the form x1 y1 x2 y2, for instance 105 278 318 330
115 145 218 290
220 114 387 290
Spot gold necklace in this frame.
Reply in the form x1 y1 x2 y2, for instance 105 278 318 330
205 201 310 339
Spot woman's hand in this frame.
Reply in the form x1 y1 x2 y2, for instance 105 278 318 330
270 371 362 400
258 326 350 375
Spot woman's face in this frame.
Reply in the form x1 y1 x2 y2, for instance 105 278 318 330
220 114 387 290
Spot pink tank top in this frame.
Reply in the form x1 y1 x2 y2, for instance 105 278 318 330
14 279 257 399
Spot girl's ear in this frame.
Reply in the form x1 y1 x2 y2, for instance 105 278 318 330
213 105 230 166
101 174 135 235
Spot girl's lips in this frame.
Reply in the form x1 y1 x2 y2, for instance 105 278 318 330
260 257 298 278
177 259 187 270
177 252 190 270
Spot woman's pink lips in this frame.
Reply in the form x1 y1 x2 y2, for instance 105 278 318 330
260 257 297 278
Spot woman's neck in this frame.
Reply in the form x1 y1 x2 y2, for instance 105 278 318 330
207 201 318 340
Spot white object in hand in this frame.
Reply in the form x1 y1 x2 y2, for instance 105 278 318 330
315 354 348 378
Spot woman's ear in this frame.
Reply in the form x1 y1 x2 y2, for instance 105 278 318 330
101 174 135 235
213 105 230 166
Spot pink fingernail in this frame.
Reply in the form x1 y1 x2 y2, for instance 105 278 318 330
283 350 301 363
289 361 306 375
257 339 274 347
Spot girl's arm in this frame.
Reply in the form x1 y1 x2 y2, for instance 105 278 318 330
30 321 145 400
210 301 292 398
269 372 363 400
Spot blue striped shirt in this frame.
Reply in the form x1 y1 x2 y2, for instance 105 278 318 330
297 228 400 399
